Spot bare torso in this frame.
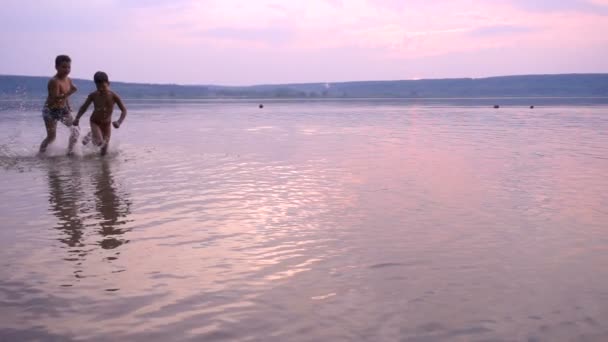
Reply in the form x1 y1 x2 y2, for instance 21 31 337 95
44 76 73 109
89 90 118 123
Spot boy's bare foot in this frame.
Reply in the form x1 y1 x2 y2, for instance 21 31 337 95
100 142 108 156
82 132 92 145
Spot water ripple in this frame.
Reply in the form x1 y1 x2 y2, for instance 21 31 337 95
1 101 607 341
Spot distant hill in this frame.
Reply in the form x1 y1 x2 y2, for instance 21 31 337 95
1 74 607 101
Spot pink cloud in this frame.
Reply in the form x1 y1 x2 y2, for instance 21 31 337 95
131 0 607 57
1 0 606 84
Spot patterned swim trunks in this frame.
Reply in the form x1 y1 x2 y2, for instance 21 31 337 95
42 106 71 123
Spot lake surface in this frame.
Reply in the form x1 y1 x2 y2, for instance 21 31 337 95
1 99 607 341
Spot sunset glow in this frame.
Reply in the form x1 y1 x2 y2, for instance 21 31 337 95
1 0 607 84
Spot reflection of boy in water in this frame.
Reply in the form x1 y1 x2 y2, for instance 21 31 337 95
74 71 127 156
46 160 131 255
46 162 85 249
94 160 131 249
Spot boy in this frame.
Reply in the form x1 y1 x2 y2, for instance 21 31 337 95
39 55 79 155
73 71 127 156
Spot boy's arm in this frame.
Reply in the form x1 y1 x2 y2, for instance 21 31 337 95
112 93 127 128
65 79 78 111
68 78 78 96
48 79 63 101
73 95 93 126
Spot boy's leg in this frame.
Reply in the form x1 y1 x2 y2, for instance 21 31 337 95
82 131 92 145
99 123 112 156
100 143 108 156
90 121 104 147
39 116 57 153
60 113 79 155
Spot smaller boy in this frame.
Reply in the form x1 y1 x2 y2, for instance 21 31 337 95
73 71 127 156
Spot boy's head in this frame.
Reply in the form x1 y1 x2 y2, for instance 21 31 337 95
55 55 71 77
94 71 110 90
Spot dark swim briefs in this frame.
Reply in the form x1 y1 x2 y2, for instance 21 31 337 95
90 118 112 139
42 106 71 122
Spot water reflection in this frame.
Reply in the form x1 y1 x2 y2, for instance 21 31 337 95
2 103 606 341
46 158 131 265
47 161 87 254
92 160 131 250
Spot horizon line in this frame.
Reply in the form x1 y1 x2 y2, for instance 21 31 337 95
1 72 607 88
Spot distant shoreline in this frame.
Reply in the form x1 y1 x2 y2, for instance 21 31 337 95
2 73 607 99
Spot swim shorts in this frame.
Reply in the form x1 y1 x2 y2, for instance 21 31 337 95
42 106 71 122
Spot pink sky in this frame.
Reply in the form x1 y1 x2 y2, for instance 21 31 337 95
1 0 607 85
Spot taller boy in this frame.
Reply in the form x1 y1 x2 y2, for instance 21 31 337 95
39 55 79 155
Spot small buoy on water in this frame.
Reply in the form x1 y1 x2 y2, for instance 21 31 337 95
493 105 500 109
259 104 264 109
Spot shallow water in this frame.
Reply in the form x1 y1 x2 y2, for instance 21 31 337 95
1 99 607 341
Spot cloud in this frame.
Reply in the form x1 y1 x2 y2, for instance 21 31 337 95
117 0 191 8
506 0 608 14
0 1 125 33
467 24 536 37
1 0 607 84
200 25 296 45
